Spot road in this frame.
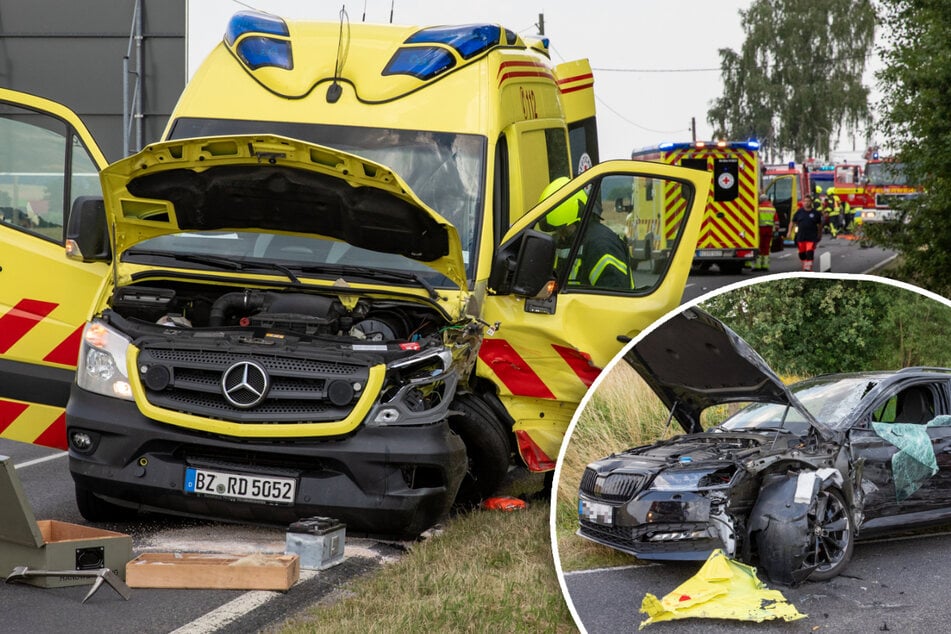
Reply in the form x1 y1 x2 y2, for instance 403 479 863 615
0 439 408 634
682 235 897 303
563 529 951 633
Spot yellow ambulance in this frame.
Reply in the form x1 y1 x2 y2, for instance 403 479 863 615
0 12 709 536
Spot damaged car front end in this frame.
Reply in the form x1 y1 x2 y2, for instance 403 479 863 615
578 307 951 585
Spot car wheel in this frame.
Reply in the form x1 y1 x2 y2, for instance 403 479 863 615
803 487 854 581
75 484 138 522
448 394 512 506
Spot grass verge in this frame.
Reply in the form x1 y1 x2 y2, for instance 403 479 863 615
555 363 673 572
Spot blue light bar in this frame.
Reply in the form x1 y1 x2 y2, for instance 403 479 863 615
406 24 501 59
225 11 289 46
383 46 456 79
659 142 675 150
746 140 760 150
236 37 293 71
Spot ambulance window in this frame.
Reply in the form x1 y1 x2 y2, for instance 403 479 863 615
531 173 695 295
493 136 510 246
545 128 570 183
69 136 101 235
0 103 68 242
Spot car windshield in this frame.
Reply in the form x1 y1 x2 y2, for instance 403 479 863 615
719 375 877 432
166 118 486 284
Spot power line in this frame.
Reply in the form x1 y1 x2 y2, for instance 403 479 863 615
592 66 721 73
595 95 690 135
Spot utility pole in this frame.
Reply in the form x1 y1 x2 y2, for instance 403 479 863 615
691 117 697 142
537 13 545 36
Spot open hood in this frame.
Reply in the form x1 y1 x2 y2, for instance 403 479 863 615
98 134 468 289
623 307 829 437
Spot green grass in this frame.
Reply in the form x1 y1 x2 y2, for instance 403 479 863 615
555 363 674 572
277 472 578 634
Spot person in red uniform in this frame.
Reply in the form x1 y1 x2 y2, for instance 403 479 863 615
792 194 823 271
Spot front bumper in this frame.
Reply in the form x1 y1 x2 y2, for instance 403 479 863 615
66 386 467 538
577 490 728 560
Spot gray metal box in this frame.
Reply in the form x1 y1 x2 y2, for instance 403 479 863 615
285 517 345 570
0 455 132 587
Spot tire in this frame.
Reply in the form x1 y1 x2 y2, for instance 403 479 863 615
757 485 854 583
448 394 512 506
75 484 138 522
802 487 854 581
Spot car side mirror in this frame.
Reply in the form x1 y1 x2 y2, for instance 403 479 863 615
65 196 111 262
489 229 556 297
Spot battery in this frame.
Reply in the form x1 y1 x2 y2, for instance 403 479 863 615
284 517 346 570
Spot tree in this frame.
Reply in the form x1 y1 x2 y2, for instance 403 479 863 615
707 0 876 162
863 0 951 297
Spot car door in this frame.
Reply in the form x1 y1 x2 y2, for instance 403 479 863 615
0 88 109 449
849 380 951 523
480 160 708 468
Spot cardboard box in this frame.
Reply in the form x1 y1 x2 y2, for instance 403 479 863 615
126 552 300 590
0 455 132 588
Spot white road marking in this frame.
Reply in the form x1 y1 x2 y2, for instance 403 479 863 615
168 570 319 634
13 451 67 469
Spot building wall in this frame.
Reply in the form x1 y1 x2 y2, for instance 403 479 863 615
0 0 186 162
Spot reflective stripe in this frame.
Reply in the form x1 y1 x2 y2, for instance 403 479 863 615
589 253 628 285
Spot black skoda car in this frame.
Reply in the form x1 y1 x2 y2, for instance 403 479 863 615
577 307 951 585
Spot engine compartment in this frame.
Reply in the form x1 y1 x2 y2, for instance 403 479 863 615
109 280 449 348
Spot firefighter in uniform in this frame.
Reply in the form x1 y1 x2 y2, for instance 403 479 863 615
541 177 633 289
825 187 843 237
754 194 780 271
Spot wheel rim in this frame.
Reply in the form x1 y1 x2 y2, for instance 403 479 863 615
804 489 851 572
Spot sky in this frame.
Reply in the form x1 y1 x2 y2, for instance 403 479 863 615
186 0 755 161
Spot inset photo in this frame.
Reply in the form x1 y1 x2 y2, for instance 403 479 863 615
553 274 951 633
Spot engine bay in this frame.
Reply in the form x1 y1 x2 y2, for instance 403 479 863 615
108 281 452 353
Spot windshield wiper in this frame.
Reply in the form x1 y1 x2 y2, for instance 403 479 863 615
125 250 301 285
297 263 444 300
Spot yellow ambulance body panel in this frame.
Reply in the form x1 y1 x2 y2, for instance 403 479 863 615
1 12 709 534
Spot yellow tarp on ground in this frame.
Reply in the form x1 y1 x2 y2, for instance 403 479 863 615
639 549 806 629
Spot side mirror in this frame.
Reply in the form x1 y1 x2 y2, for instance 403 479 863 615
65 196 111 262
489 229 556 297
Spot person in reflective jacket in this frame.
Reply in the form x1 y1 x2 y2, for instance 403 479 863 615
540 177 633 289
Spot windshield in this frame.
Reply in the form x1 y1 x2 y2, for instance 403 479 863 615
167 118 486 284
124 231 458 290
718 375 877 432
866 161 911 186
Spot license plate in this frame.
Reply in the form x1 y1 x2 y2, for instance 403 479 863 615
579 498 614 526
184 467 296 504
696 250 724 258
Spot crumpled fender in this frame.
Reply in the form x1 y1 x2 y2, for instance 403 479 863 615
747 469 842 585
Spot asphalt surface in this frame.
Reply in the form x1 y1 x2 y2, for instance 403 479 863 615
682 235 897 303
563 529 951 633
0 439 409 634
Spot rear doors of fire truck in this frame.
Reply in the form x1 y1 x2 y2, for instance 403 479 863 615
0 88 108 449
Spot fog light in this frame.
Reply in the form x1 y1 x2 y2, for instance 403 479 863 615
70 430 96 454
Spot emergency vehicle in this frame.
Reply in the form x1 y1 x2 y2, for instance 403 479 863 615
855 157 920 223
0 12 709 536
762 161 862 237
629 140 759 274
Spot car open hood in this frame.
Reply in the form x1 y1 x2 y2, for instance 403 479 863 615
623 307 829 437
98 134 468 288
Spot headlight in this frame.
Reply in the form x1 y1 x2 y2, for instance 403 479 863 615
76 320 134 401
650 468 733 491
369 348 456 426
